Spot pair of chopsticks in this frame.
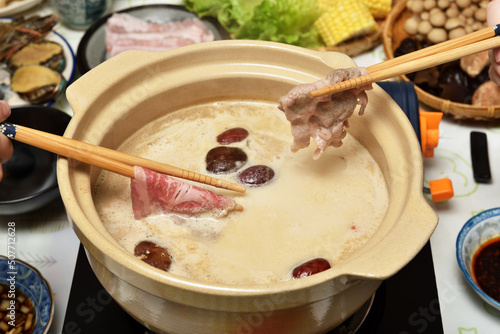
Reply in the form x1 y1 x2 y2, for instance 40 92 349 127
310 24 500 98
0 122 246 193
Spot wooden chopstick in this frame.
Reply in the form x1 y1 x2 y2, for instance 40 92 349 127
310 25 500 98
1 123 246 193
368 24 500 73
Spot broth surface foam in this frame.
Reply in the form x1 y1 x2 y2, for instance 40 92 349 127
93 101 389 285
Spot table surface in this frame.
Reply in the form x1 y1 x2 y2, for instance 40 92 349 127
1 1 500 333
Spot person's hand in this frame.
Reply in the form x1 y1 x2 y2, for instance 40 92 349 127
0 100 13 181
488 0 500 85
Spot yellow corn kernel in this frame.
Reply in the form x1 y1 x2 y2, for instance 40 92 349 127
363 0 392 19
316 0 335 12
314 0 378 47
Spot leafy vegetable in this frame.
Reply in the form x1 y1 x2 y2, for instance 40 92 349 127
184 0 323 48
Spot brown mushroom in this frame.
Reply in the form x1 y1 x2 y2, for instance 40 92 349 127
427 28 447 43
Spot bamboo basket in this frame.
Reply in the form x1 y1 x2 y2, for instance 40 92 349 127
382 0 500 120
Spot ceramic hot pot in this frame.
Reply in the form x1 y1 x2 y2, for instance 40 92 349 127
58 40 438 334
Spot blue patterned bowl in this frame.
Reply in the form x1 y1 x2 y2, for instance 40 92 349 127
0 256 54 334
456 208 500 311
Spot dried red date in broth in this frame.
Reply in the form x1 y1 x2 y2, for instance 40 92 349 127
217 127 249 145
292 258 331 279
205 147 248 174
238 165 275 186
134 240 172 271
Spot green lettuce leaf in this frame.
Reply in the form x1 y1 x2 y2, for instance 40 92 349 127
184 0 322 48
184 0 263 33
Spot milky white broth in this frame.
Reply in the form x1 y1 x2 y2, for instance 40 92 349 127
93 100 389 285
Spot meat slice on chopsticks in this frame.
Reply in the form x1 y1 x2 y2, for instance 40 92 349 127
278 67 372 160
131 167 242 219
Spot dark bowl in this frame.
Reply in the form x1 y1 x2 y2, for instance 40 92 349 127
0 106 71 215
76 4 230 74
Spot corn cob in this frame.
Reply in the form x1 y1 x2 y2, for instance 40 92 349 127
317 0 392 19
363 0 392 19
316 0 335 12
314 0 378 47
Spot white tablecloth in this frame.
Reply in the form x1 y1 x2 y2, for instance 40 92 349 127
1 1 500 333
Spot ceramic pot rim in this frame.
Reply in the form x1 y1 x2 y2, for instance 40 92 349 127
58 40 438 304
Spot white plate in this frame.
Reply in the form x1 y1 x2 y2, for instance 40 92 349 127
0 0 42 17
0 19 76 106
46 30 76 93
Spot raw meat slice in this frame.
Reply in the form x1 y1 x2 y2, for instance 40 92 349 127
278 67 372 159
131 167 241 219
105 13 215 57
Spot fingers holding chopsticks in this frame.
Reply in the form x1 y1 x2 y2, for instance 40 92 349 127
0 122 246 193
0 101 13 181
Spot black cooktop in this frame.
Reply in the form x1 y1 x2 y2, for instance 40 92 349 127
62 241 443 334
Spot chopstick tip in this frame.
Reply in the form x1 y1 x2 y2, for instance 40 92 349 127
233 184 247 193
310 88 329 98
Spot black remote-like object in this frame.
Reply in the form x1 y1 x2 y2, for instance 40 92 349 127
470 131 491 183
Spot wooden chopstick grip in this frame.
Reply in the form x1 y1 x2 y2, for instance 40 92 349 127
310 35 500 98
2 123 136 178
1 123 246 193
317 74 373 95
368 24 500 73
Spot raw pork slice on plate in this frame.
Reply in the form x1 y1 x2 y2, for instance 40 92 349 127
105 13 215 57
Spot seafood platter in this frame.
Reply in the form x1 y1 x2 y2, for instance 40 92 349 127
0 14 75 106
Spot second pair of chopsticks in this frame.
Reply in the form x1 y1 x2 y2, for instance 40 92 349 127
310 24 500 98
0 122 246 193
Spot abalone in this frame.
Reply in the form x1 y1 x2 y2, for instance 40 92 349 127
10 65 65 104
9 41 65 71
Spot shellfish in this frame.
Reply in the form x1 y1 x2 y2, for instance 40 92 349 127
10 65 65 104
9 42 65 72
0 14 59 62
0 14 67 105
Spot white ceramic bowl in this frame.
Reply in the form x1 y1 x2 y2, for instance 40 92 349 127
58 40 438 334
456 207 500 311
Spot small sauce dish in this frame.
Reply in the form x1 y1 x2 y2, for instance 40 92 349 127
0 256 53 334
456 207 500 311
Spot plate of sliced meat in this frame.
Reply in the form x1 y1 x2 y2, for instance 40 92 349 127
76 4 230 74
